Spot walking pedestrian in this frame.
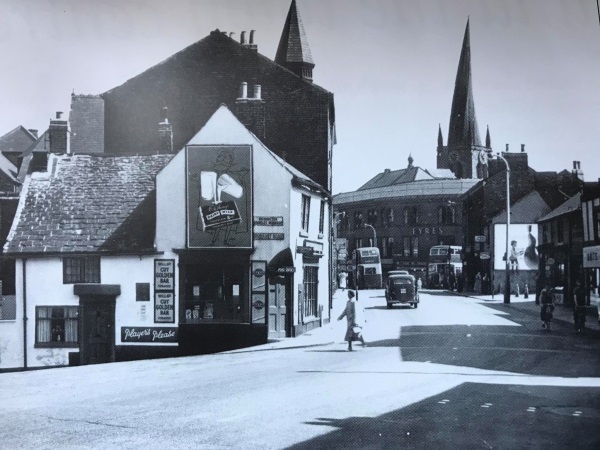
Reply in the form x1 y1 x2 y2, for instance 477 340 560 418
573 279 587 333
539 281 555 330
338 271 348 291
337 290 366 351
474 272 482 295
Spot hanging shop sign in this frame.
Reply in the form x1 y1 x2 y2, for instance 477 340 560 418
121 327 177 343
254 233 285 240
474 235 486 243
154 259 175 291
480 252 490 260
155 292 175 323
254 216 284 226
186 145 253 249
296 246 314 255
583 246 600 268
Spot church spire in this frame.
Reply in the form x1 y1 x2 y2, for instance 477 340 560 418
485 125 491 148
447 18 481 148
437 123 444 148
275 0 315 81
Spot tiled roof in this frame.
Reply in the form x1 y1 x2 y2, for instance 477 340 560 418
70 95 105 154
5 154 173 254
0 126 36 154
538 193 581 222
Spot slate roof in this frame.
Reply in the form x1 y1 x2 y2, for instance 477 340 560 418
70 94 105 154
491 190 551 224
358 166 456 190
4 154 173 255
538 193 581 222
0 126 36 155
275 0 314 65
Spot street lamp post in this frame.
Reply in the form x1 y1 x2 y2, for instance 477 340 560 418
497 153 511 304
364 223 377 248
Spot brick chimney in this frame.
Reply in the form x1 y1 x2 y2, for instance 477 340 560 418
572 160 584 182
243 30 258 51
235 81 265 140
158 107 173 154
48 111 68 154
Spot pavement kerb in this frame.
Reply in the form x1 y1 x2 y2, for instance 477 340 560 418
452 290 598 329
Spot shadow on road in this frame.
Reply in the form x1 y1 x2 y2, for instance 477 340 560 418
284 383 600 449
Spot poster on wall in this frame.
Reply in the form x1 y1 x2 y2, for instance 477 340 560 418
154 259 175 291
155 292 175 323
186 145 253 248
494 224 539 271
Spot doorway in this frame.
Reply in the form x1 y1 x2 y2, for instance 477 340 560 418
79 297 115 365
268 274 290 338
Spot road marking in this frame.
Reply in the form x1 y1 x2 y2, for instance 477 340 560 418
573 411 582 417
527 407 536 412
438 399 450 404
467 334 472 337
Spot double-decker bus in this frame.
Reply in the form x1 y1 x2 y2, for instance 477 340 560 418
351 247 383 289
427 245 462 289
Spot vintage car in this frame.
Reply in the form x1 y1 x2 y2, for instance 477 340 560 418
385 273 419 308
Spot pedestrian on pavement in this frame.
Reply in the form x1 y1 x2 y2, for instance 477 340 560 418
539 281 555 330
338 271 348 291
482 273 489 295
474 272 482 295
573 279 587 333
337 290 366 351
416 277 423 291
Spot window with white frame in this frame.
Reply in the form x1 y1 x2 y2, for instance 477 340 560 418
301 195 311 233
303 266 318 318
319 200 325 234
63 256 101 284
36 306 79 347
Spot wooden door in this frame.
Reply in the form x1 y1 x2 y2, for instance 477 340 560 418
268 275 288 338
80 298 115 365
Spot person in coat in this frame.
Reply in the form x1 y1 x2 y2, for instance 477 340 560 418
337 290 366 351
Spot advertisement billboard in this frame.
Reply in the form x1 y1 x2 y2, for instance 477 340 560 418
186 145 253 248
494 224 539 271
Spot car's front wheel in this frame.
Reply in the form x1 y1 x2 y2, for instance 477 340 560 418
387 303 392 309
413 302 418 309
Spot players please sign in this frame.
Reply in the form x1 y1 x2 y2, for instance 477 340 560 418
155 260 175 291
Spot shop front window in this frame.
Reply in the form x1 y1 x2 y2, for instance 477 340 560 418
36 306 78 347
184 265 245 323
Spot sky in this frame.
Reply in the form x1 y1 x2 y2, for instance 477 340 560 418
1 0 599 194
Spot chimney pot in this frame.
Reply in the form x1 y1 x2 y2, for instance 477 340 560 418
521 144 525 152
573 161 577 170
253 84 262 100
505 143 509 152
56 111 63 119
240 31 246 45
249 30 255 44
239 82 248 99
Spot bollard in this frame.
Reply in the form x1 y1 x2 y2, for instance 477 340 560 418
524 283 529 299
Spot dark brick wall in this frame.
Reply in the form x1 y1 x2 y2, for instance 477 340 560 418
102 32 334 189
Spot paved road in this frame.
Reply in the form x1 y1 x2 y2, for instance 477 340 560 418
1 290 599 449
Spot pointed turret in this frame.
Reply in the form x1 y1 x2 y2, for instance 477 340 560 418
447 19 481 148
275 0 315 81
437 124 444 148
485 125 491 148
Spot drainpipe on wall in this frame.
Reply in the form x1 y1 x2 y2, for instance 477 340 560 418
22 258 27 369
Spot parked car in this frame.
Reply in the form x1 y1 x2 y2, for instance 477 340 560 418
385 273 419 309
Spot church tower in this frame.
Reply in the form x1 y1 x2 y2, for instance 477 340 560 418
275 0 315 82
437 19 491 179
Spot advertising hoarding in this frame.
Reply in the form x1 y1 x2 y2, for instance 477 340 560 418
494 224 539 271
186 145 253 248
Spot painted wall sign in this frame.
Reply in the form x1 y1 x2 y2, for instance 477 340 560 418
583 246 600 268
186 145 253 248
272 266 296 274
304 240 324 256
412 227 444 235
296 246 314 255
254 233 285 240
154 259 175 291
155 292 175 323
254 216 284 226
121 327 177 343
